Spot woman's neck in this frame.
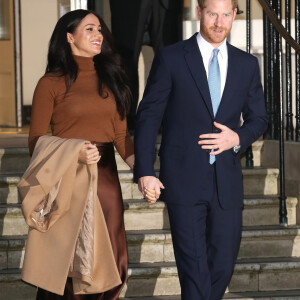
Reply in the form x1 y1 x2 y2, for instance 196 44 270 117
73 55 95 71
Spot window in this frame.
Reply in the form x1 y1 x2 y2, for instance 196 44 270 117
0 0 10 40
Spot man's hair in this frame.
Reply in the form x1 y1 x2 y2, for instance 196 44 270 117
197 0 238 10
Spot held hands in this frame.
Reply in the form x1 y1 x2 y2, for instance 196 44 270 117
78 143 101 164
138 176 165 204
198 121 240 155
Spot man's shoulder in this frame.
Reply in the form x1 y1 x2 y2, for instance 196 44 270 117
227 43 258 63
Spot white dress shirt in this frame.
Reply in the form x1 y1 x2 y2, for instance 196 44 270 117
196 32 228 98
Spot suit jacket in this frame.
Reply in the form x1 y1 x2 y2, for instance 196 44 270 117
134 33 268 209
19 136 121 295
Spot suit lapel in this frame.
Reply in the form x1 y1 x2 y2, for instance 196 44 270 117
215 43 237 119
184 34 214 119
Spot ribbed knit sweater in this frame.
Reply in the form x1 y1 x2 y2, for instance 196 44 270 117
29 55 134 159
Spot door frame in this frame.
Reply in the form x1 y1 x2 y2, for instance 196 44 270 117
14 0 22 127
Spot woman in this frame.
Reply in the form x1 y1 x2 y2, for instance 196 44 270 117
28 9 134 299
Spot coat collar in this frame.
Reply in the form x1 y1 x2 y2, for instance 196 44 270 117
215 43 237 119
184 33 214 119
183 34 237 120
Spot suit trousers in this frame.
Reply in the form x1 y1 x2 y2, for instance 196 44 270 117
166 164 242 300
36 143 127 300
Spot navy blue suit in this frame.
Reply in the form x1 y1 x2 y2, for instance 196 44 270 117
134 33 268 299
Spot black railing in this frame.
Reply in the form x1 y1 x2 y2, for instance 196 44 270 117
296 0 300 141
245 0 254 169
249 0 300 226
285 0 293 141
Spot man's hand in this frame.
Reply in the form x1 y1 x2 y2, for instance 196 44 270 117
138 176 165 204
198 121 240 156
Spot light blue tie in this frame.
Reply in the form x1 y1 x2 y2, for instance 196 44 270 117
208 48 221 164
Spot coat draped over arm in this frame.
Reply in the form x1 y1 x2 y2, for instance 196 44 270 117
18 135 121 295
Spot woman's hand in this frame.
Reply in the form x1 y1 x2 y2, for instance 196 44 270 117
144 187 158 204
125 154 134 170
78 143 101 164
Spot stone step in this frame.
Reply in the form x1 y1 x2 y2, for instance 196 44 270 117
2 258 300 298
122 289 300 299
0 174 21 204
0 205 28 236
120 258 300 297
121 167 279 199
2 225 300 271
0 147 146 174
116 141 264 170
0 166 279 205
1 283 300 300
127 225 300 263
230 257 300 293
0 236 26 270
0 196 297 236
240 140 263 168
0 269 37 300
0 172 143 204
2 287 300 300
124 197 297 231
0 140 263 174
238 225 300 258
0 148 30 175
242 196 297 227
123 289 300 299
224 290 300 299
241 168 278 196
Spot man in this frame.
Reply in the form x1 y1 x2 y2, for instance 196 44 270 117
110 0 183 130
134 0 268 299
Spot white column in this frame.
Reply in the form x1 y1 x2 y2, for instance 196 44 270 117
191 0 198 20
70 0 87 10
14 0 22 127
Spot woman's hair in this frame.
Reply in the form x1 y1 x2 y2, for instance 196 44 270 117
46 9 131 119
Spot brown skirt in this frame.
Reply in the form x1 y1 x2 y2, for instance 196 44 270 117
36 142 128 300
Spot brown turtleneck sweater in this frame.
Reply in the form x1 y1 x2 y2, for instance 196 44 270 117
28 55 134 159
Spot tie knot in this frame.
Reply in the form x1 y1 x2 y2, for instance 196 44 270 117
213 48 219 57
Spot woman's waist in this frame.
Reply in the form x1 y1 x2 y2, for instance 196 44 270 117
51 128 115 146
50 132 115 156
89 141 113 156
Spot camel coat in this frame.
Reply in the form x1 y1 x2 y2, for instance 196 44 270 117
18 135 121 295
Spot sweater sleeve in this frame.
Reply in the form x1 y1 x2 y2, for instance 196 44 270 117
113 110 134 161
28 77 55 155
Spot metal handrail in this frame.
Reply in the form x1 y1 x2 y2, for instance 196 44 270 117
255 0 300 226
258 0 300 53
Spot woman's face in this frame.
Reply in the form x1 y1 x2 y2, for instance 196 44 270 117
67 13 103 57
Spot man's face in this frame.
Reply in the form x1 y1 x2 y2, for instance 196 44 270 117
196 0 237 48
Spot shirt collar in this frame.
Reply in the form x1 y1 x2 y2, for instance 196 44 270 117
197 32 227 60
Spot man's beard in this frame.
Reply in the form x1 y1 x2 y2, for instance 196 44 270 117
201 24 230 45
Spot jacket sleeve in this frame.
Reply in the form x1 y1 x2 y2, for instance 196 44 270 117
235 58 268 153
134 51 172 182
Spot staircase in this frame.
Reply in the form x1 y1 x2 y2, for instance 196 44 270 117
1 137 300 300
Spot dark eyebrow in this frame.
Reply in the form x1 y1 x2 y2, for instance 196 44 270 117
84 23 101 27
206 10 233 15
